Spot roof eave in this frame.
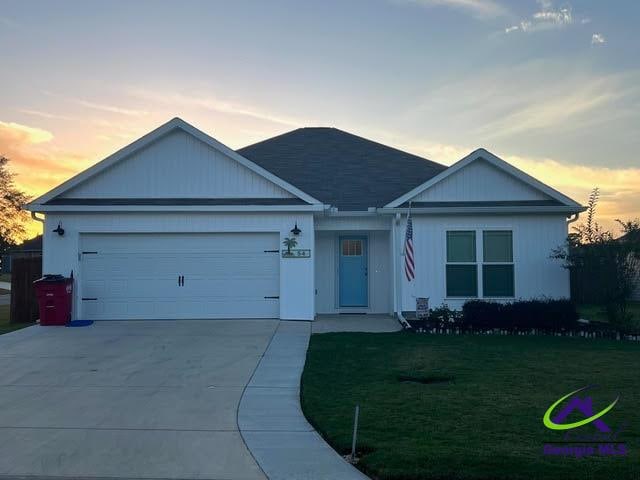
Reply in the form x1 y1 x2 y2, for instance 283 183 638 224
26 203 327 213
377 205 587 215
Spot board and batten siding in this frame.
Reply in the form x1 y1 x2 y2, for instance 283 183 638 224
395 214 570 311
62 129 294 199
315 230 392 314
411 159 550 202
42 212 314 321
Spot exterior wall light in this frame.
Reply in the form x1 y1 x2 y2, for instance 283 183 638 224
53 222 65 236
291 223 301 236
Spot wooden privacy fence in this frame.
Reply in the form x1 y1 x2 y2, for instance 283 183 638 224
10 255 42 324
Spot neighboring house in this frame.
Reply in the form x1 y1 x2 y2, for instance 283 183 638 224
26 118 584 321
0 235 43 274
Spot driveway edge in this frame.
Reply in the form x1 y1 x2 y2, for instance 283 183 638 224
237 320 370 480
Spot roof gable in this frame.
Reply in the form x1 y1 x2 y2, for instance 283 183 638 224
61 129 294 200
238 127 446 211
29 118 321 207
410 157 551 202
386 148 583 209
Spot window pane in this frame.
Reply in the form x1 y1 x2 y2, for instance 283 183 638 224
353 240 362 256
483 231 513 262
483 265 514 297
342 239 362 256
446 265 478 297
447 231 476 262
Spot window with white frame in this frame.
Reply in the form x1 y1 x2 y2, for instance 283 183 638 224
446 229 514 298
446 231 478 297
482 230 514 297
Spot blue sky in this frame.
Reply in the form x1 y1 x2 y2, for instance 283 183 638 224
1 0 638 232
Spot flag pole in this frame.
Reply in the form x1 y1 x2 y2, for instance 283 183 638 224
403 201 412 255
407 201 416 299
396 202 413 330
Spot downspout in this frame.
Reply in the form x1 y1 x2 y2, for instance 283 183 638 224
394 213 411 329
31 211 45 224
566 213 580 225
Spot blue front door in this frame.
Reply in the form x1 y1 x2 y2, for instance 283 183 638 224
339 236 368 307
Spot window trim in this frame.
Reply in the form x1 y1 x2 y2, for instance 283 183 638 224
444 227 516 300
445 229 478 298
482 230 515 298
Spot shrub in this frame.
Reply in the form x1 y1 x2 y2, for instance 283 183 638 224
427 304 463 329
462 299 578 331
461 300 503 329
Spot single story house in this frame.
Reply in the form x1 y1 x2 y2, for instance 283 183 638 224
27 118 585 321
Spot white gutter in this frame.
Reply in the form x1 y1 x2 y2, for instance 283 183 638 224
26 204 327 213
378 206 586 215
566 213 580 224
30 212 45 224
321 208 380 217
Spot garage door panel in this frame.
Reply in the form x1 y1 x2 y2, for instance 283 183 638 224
185 278 277 296
80 233 280 320
81 233 279 253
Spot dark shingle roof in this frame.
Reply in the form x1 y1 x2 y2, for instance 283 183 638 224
237 127 446 210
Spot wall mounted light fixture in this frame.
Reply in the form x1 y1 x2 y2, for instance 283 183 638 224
53 222 65 236
290 223 301 236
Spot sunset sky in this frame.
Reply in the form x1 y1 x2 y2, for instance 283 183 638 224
1 0 639 238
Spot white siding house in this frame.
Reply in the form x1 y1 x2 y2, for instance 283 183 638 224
27 118 584 322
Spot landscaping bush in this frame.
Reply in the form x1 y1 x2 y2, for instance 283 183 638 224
426 304 463 329
461 299 578 332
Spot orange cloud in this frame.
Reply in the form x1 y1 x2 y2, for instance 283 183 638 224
389 135 640 235
0 120 84 238
506 155 640 233
0 120 54 144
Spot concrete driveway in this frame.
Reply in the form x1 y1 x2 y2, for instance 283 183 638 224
0 320 279 480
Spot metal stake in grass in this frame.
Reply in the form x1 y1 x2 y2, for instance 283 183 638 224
350 405 360 462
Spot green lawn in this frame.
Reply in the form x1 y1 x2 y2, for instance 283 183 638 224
579 302 640 324
301 333 640 480
0 304 34 335
0 273 10 282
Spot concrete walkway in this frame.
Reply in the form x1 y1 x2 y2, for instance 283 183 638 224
239 321 369 480
313 314 402 333
0 281 10 290
0 320 278 480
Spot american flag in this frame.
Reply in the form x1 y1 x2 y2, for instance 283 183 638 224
404 212 415 281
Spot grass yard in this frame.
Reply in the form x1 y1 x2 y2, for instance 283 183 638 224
301 333 640 480
0 273 10 282
0 305 34 335
579 302 640 324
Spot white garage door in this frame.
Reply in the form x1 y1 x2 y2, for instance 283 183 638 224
80 233 280 320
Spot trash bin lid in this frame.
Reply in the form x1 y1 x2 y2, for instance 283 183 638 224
34 274 69 283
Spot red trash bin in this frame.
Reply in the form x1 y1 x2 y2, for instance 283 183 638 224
33 275 73 326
